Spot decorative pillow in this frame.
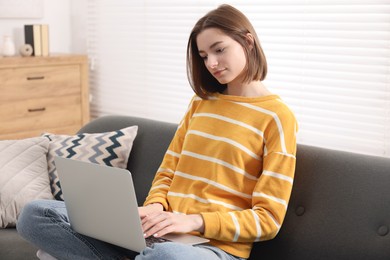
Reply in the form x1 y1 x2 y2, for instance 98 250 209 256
0 137 54 228
43 126 138 200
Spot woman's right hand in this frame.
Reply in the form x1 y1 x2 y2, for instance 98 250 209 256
138 203 164 219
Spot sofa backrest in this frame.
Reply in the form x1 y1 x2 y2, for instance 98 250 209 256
251 144 390 260
79 115 390 260
78 115 177 205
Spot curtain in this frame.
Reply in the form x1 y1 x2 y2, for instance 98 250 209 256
86 0 390 157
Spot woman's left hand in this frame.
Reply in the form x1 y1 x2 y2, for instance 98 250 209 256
141 211 204 238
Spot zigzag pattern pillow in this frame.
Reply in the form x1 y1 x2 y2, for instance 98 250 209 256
43 126 138 200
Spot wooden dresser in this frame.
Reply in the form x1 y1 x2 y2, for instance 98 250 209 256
0 54 90 140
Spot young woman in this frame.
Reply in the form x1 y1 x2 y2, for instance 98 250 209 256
17 4 297 260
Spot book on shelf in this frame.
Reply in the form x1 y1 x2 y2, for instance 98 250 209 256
40 24 49 56
24 24 49 56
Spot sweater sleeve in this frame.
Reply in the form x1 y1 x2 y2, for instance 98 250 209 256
143 96 198 210
201 107 298 242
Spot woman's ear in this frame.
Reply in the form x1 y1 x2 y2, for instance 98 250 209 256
245 33 255 50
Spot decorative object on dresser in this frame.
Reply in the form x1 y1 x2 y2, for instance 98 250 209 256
19 44 33 57
0 54 90 140
1 35 16 57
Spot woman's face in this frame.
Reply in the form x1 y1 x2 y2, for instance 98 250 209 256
196 28 247 86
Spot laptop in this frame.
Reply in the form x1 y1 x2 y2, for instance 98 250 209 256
54 156 209 253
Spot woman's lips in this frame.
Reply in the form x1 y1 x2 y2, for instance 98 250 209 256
213 69 225 77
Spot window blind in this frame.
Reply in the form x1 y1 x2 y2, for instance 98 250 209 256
86 0 390 157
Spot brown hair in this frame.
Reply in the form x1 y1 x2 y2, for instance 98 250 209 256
186 4 267 99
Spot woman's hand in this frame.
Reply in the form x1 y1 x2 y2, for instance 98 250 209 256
138 203 164 219
141 211 205 238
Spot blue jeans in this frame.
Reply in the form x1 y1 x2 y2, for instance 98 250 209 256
17 200 245 260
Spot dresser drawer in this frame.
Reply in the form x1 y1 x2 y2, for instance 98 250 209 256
0 65 81 101
0 54 90 140
0 95 82 135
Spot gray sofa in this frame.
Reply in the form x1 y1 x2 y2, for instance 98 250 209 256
1 115 390 260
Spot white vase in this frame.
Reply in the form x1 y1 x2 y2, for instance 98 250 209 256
2 36 16 57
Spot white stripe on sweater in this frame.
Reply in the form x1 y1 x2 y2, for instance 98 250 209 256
274 151 296 159
250 209 262 242
253 192 288 209
187 130 260 160
166 150 181 158
167 191 243 211
192 113 264 138
175 171 252 199
150 184 169 191
157 167 174 174
253 206 281 230
228 212 240 242
262 170 293 184
235 102 287 154
182 150 258 181
265 209 281 230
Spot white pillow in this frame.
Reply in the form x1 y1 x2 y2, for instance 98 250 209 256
0 137 54 228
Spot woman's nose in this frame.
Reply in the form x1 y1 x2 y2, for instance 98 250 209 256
206 57 218 69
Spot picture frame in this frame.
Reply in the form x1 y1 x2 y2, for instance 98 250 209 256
0 0 43 19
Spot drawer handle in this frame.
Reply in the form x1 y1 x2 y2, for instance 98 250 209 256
27 76 45 81
28 107 46 112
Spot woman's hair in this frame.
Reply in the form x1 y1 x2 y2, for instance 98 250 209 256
186 4 267 99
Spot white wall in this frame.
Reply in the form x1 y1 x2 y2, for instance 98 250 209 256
69 0 87 54
0 0 74 55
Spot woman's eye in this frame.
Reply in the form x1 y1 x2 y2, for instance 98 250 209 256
216 48 225 53
200 56 207 60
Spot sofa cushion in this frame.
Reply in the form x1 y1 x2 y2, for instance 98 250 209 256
0 137 53 228
43 126 138 200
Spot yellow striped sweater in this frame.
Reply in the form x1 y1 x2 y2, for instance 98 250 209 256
144 93 298 258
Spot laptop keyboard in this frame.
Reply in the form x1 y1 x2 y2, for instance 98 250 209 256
145 236 169 247
145 236 170 247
